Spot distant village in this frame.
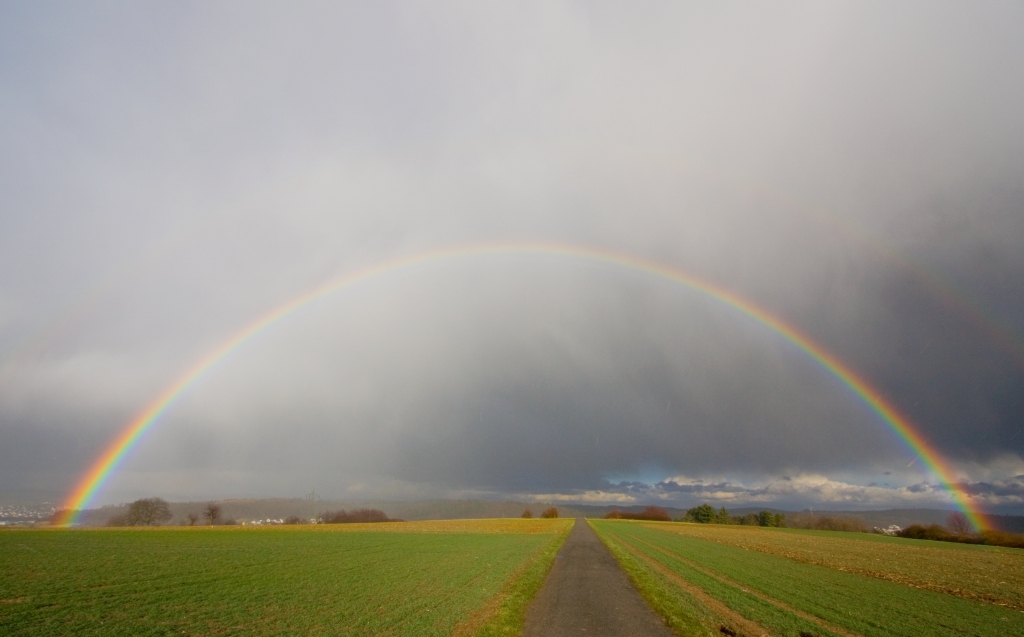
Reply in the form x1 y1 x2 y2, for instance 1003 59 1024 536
0 502 58 525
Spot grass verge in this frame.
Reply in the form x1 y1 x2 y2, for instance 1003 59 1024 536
465 519 573 637
590 520 734 637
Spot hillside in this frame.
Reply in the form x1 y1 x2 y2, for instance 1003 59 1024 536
72 498 587 526
67 499 1024 531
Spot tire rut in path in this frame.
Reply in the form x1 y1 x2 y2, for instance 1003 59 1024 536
522 519 676 637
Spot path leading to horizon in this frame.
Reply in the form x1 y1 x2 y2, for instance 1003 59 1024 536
522 518 675 637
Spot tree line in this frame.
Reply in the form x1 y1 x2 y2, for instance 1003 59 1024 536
106 499 229 527
603 504 784 526
678 503 786 527
521 507 559 518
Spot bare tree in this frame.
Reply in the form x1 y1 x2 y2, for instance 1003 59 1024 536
108 498 172 526
204 503 222 525
540 507 559 519
521 509 533 518
947 511 973 535
186 512 199 526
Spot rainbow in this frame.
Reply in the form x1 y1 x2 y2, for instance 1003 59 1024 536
9 162 1023 402
54 243 989 530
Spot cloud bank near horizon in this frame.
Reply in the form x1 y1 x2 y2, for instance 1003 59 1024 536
1 2 1023 513
521 471 1024 511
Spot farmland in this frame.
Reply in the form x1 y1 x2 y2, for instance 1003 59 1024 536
0 518 571 636
593 520 1024 637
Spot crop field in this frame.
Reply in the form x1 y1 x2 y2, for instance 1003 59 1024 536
0 518 572 636
592 520 1024 637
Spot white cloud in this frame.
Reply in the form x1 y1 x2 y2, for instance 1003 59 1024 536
631 469 1024 510
521 490 638 504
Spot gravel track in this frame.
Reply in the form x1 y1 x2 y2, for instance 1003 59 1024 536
522 519 676 637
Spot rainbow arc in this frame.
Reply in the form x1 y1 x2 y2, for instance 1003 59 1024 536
55 243 989 531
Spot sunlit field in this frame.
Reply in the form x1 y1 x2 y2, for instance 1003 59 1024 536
593 520 1024 637
0 518 571 636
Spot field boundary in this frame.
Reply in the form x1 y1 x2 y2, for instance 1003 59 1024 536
454 519 574 637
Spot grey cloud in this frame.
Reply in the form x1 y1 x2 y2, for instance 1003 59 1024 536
1 2 1023 513
958 476 1024 499
656 481 747 495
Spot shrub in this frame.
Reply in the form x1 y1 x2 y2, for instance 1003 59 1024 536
743 513 759 525
894 522 1024 549
637 506 671 521
979 530 1024 549
752 511 786 527
540 507 559 519
787 514 866 532
604 506 670 521
521 509 533 518
898 524 953 541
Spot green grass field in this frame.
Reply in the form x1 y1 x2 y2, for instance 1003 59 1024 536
592 520 1024 637
0 519 571 637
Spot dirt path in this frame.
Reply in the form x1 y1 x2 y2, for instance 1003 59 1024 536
522 519 676 637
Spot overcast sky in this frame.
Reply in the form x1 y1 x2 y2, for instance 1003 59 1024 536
2 1 1023 513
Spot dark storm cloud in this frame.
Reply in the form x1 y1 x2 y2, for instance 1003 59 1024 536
959 477 1024 499
1 1 1023 512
